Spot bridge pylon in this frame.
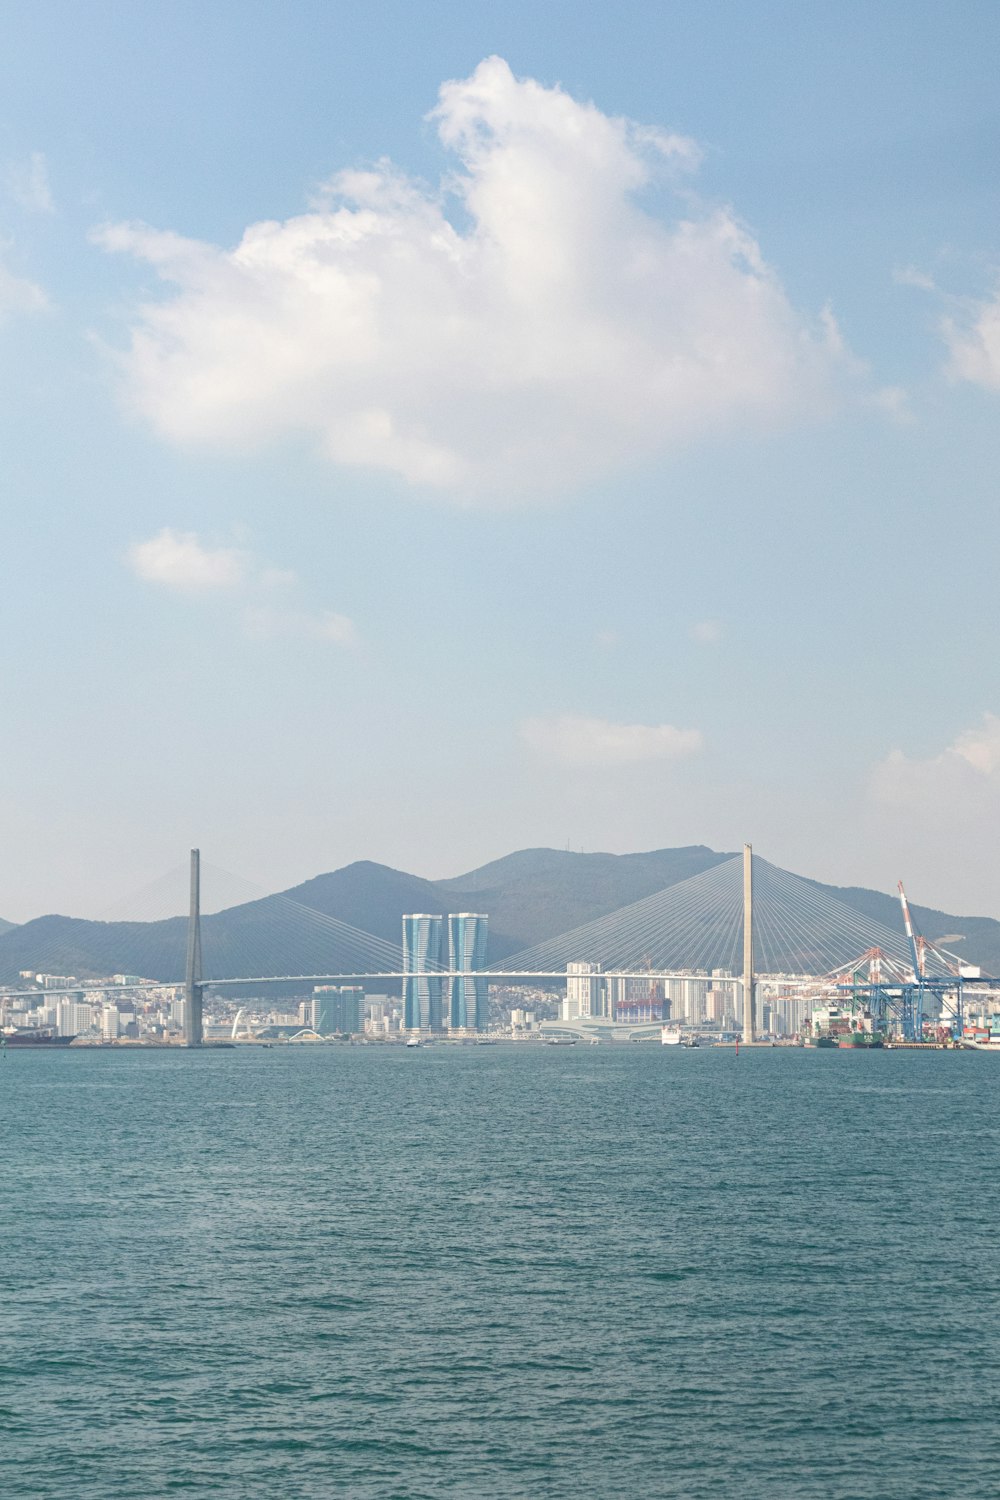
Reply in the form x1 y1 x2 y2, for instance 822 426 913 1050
742 843 755 1042
184 847 203 1046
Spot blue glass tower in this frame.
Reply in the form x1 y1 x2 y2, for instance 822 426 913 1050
402 914 443 1032
448 913 489 1031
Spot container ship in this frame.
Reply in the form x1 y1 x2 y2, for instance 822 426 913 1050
837 1030 884 1049
961 1019 1000 1050
806 1003 883 1049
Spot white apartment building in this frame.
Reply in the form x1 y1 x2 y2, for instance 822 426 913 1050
566 961 604 1019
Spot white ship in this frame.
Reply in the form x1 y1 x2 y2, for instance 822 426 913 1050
661 1025 683 1046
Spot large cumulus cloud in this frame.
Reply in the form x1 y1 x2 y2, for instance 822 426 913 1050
95 57 846 495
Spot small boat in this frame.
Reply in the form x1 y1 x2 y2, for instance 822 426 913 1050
405 1036 422 1048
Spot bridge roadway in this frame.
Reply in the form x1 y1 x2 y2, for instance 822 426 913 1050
17 969 989 999
204 970 753 986
0 971 866 1000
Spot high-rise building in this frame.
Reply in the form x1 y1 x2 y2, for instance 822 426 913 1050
447 913 489 1032
57 998 93 1036
682 977 707 1025
608 974 664 1024
337 987 363 1034
312 989 336 1033
567 961 604 1018
312 986 364 1034
402 914 443 1032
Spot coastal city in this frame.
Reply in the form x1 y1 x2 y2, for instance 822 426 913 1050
5 846 1000 1050
4 915 1000 1050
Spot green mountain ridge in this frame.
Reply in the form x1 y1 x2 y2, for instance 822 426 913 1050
0 847 998 984
439 845 733 947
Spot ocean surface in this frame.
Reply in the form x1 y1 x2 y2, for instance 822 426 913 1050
3 1043 999 1499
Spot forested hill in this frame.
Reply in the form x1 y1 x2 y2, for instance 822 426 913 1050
2 847 999 981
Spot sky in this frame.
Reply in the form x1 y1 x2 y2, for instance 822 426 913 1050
2 0 1000 922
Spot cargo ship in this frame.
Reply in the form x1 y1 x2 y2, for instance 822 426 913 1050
961 1019 1000 1050
2 1029 77 1047
807 1004 882 1049
837 1031 885 1049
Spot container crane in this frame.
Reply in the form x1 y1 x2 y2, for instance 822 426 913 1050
897 881 966 1038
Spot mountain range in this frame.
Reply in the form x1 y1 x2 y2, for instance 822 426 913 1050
1 846 997 984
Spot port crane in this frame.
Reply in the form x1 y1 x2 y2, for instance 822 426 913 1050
830 884 970 1040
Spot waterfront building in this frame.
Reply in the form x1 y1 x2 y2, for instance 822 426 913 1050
567 961 604 1019
101 1006 121 1040
606 974 664 1024
313 988 336 1035
338 987 363 1034
402 914 443 1032
705 988 727 1024
560 994 581 1022
769 993 807 1036
448 913 488 1031
57 998 94 1036
682 977 707 1025
312 986 364 1034
365 997 388 1034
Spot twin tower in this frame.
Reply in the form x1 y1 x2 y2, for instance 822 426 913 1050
402 912 488 1033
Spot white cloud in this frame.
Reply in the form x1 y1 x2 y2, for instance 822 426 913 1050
893 265 936 292
242 605 357 645
258 566 299 589
127 528 248 589
944 284 1000 391
94 57 848 496
871 714 1000 807
0 255 47 320
865 716 1000 912
4 151 54 215
521 713 702 766
868 384 913 424
126 527 358 644
690 619 722 644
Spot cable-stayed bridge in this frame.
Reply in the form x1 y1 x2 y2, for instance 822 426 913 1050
4 846 979 1044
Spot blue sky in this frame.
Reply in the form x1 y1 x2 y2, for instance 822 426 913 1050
2 1 1000 921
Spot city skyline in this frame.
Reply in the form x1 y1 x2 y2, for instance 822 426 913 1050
3 3 1000 920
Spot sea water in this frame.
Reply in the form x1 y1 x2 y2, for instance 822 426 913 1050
3 1044 999 1499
